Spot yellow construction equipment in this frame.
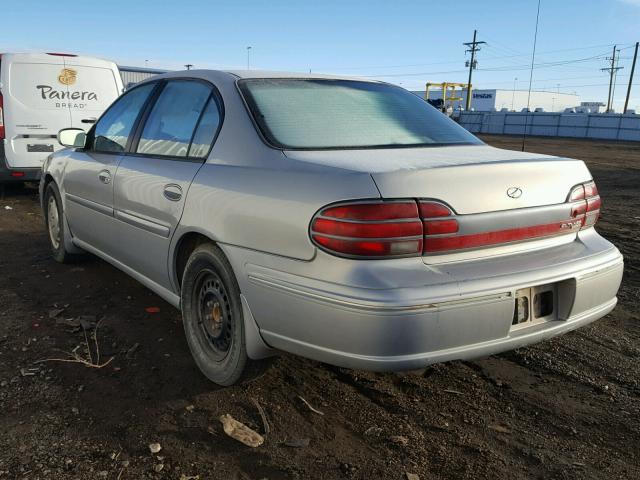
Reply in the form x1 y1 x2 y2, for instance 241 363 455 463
425 82 471 112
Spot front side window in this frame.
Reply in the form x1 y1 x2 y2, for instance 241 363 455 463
136 80 212 157
93 83 155 153
239 79 482 149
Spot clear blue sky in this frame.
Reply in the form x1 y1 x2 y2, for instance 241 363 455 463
2 0 639 110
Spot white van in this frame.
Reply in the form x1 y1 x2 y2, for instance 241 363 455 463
0 52 123 183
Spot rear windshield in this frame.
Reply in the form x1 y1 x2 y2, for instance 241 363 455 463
238 79 481 150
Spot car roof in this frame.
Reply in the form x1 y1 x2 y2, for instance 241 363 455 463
144 69 381 84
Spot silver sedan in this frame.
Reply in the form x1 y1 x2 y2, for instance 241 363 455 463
40 70 623 386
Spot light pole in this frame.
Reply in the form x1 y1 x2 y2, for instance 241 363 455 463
511 77 517 111
246 46 252 70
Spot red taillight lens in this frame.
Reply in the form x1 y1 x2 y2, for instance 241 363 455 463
568 181 601 229
419 201 453 218
313 217 422 238
569 184 585 201
420 201 460 246
586 196 601 212
423 219 459 235
314 236 423 257
0 92 4 140
321 202 418 221
10 171 25 178
584 182 598 198
311 201 423 258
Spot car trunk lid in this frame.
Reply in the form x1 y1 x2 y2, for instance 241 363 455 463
286 144 595 261
286 144 591 214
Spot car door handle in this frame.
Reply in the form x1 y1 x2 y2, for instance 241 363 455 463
163 184 182 202
98 170 112 184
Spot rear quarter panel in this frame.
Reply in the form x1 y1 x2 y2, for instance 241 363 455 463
177 160 380 262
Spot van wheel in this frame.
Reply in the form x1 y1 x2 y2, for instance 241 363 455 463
44 182 77 264
181 243 251 386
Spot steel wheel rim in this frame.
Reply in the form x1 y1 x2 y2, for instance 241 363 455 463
47 196 61 250
194 269 233 361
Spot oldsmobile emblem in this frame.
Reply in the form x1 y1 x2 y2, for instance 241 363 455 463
506 187 523 199
58 68 77 86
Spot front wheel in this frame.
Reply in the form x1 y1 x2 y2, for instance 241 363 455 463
44 182 78 264
181 243 250 386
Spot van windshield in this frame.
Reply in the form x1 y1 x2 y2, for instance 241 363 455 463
238 79 481 150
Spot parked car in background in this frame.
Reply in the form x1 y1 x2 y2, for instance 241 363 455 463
41 71 623 386
0 52 122 183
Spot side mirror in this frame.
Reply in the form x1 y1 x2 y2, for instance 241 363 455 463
58 128 87 148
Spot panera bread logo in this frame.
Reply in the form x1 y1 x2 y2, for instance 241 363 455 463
36 85 98 101
58 68 77 85
34 68 98 106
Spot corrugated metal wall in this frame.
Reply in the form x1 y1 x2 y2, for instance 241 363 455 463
458 112 640 142
118 67 168 89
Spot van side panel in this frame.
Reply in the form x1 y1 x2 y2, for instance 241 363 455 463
0 53 123 174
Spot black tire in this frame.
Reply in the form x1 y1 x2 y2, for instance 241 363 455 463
181 243 250 386
43 182 77 264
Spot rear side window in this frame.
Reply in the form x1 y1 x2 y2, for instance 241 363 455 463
93 83 155 153
239 79 481 150
188 97 221 158
136 80 211 157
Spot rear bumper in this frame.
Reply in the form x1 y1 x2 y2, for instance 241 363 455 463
231 229 624 371
0 144 41 182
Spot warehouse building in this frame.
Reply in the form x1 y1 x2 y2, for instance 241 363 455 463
412 88 580 112
119 66 168 89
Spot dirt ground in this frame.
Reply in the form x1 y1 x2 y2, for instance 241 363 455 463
0 136 638 480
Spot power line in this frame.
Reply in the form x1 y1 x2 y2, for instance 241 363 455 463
362 51 611 78
313 42 635 73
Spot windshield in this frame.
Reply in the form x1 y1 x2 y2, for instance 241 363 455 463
238 79 481 150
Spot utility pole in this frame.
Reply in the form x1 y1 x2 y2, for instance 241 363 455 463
246 46 252 70
624 42 639 114
602 45 623 112
184 64 193 70
463 30 486 110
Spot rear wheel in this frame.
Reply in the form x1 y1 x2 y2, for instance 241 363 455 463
181 243 250 386
44 182 78 264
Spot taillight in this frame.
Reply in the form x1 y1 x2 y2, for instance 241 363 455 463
310 201 423 258
312 186 601 259
0 92 4 140
420 201 459 235
569 181 600 228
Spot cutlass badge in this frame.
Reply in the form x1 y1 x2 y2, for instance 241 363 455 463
506 187 523 198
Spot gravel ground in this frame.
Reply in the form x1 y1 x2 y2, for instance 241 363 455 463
0 135 638 480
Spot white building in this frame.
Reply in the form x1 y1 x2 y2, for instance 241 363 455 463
578 101 606 113
413 88 581 112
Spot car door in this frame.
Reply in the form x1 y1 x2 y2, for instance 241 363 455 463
111 79 222 289
63 82 158 255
